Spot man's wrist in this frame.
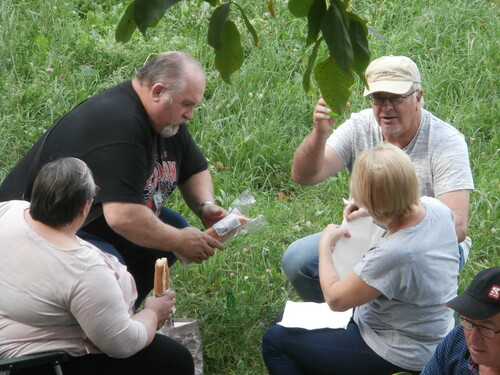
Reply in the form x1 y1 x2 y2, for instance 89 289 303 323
198 200 215 214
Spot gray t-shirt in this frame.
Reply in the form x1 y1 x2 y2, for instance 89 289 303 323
326 108 474 197
353 197 459 370
326 107 474 254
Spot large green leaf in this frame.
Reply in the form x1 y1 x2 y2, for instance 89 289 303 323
314 57 354 114
306 0 326 46
347 12 370 85
233 2 260 47
321 3 353 73
288 0 314 18
116 1 137 42
134 0 182 36
207 2 231 50
302 38 322 92
214 20 243 83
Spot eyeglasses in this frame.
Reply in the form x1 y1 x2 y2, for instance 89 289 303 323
369 90 417 106
459 315 500 339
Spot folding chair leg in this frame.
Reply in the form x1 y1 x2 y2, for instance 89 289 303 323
54 363 64 375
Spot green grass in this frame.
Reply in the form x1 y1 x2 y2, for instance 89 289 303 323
1 0 498 374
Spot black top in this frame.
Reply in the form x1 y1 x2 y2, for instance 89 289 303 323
0 80 207 233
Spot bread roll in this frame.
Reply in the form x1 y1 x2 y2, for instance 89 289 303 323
204 215 249 242
154 257 169 297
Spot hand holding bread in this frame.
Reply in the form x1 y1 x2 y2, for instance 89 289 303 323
153 257 173 329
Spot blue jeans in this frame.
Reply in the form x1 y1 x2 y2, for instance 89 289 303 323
282 232 466 303
262 318 419 375
78 207 189 308
281 232 324 302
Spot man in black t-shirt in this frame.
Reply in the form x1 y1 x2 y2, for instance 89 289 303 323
0 51 226 304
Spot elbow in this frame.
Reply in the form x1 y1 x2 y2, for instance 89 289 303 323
101 329 148 358
456 222 468 243
102 204 140 236
291 169 316 186
291 172 307 186
325 296 351 312
106 214 134 236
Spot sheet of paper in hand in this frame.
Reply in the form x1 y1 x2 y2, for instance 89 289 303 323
332 216 385 279
278 301 353 330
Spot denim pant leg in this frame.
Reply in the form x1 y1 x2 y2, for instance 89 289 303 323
262 320 419 375
281 232 325 302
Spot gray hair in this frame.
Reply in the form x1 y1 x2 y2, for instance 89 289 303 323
30 157 96 228
136 51 204 95
411 82 425 107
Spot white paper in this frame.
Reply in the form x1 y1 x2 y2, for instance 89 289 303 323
278 301 353 330
332 216 385 279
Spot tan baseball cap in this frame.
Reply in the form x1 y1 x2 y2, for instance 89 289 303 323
363 55 421 96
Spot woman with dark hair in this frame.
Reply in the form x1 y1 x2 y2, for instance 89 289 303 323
0 157 193 374
263 143 460 375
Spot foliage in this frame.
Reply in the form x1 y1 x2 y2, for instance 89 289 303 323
115 0 372 114
0 0 498 374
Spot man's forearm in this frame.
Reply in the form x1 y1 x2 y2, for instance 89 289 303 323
179 170 215 215
292 129 329 185
102 202 181 251
437 190 470 243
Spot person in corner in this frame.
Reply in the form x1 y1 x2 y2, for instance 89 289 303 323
421 267 500 375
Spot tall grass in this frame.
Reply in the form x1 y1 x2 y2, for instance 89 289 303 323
1 0 498 374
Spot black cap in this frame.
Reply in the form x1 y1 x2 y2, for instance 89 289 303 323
446 267 500 320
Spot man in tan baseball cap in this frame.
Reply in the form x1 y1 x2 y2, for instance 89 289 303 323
421 267 500 374
283 55 474 304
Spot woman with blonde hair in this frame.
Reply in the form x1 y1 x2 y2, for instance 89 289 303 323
263 143 460 375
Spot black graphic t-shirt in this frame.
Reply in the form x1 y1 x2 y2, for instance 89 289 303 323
0 80 207 234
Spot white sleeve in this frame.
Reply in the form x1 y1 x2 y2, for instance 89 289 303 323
68 265 148 358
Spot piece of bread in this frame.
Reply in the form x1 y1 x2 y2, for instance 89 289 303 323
154 257 171 330
154 257 170 297
204 215 249 242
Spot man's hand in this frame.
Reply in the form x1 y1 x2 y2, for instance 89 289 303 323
174 227 224 263
102 202 223 262
313 97 338 135
200 203 227 229
343 202 370 222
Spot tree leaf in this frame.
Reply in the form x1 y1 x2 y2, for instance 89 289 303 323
207 2 231 49
321 3 353 73
302 38 322 92
306 0 326 46
232 2 260 47
116 1 137 42
204 0 221 6
314 57 354 114
134 0 182 36
288 0 314 18
214 20 243 84
347 12 370 84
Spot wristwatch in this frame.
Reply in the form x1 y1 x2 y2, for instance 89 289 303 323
198 200 215 214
